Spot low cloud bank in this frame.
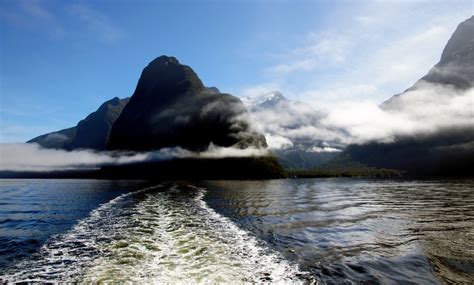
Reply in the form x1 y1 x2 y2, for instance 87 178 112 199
0 143 149 172
247 83 473 151
323 82 473 144
0 143 269 172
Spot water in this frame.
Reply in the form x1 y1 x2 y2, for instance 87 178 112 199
0 178 473 283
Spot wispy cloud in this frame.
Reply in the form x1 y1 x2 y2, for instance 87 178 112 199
67 3 123 44
364 25 451 87
0 1 123 44
265 33 352 77
240 0 472 106
0 0 65 37
238 83 283 98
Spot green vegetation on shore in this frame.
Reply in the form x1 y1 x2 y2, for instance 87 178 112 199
286 166 404 178
285 151 405 178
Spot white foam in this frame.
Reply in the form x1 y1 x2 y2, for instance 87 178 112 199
2 184 312 283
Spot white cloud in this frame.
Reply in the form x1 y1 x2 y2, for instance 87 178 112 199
321 84 474 144
197 144 269 158
0 0 65 37
0 143 149 172
367 25 451 86
68 4 123 44
265 33 352 77
241 1 472 105
19 0 54 21
302 84 380 110
236 3 473 156
0 143 269 172
244 96 349 151
265 134 294 149
0 1 123 43
308 146 342 153
244 83 473 151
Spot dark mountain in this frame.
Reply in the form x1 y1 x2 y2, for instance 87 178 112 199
28 97 129 150
418 15 474 89
107 56 266 151
383 16 474 108
334 128 474 176
27 126 77 149
336 16 474 176
69 97 129 150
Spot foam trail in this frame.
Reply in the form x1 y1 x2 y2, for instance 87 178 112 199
1 184 311 283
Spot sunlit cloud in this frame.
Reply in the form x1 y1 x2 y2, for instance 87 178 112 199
240 0 471 105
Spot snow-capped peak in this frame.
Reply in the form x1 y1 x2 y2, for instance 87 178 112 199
242 91 286 108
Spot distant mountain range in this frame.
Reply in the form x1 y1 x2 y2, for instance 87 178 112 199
241 16 474 175
26 56 279 179
27 16 474 177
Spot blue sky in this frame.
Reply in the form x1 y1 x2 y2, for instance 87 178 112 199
0 0 472 142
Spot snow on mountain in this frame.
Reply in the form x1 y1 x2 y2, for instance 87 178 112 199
242 91 286 109
242 91 346 169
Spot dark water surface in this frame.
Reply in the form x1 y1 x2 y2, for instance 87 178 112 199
0 178 473 283
0 179 152 270
203 179 474 284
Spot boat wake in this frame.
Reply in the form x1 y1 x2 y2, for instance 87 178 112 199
1 183 309 283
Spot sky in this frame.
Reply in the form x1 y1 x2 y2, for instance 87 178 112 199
0 0 472 143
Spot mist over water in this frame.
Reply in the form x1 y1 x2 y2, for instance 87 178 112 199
1 179 473 283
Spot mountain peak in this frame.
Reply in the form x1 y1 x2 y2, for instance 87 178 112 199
440 16 474 62
242 91 287 108
382 15 474 98
134 56 205 102
417 16 474 89
149 55 180 66
107 57 267 151
28 97 129 150
264 91 285 100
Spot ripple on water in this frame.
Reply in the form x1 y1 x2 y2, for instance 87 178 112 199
1 184 310 283
202 178 474 284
